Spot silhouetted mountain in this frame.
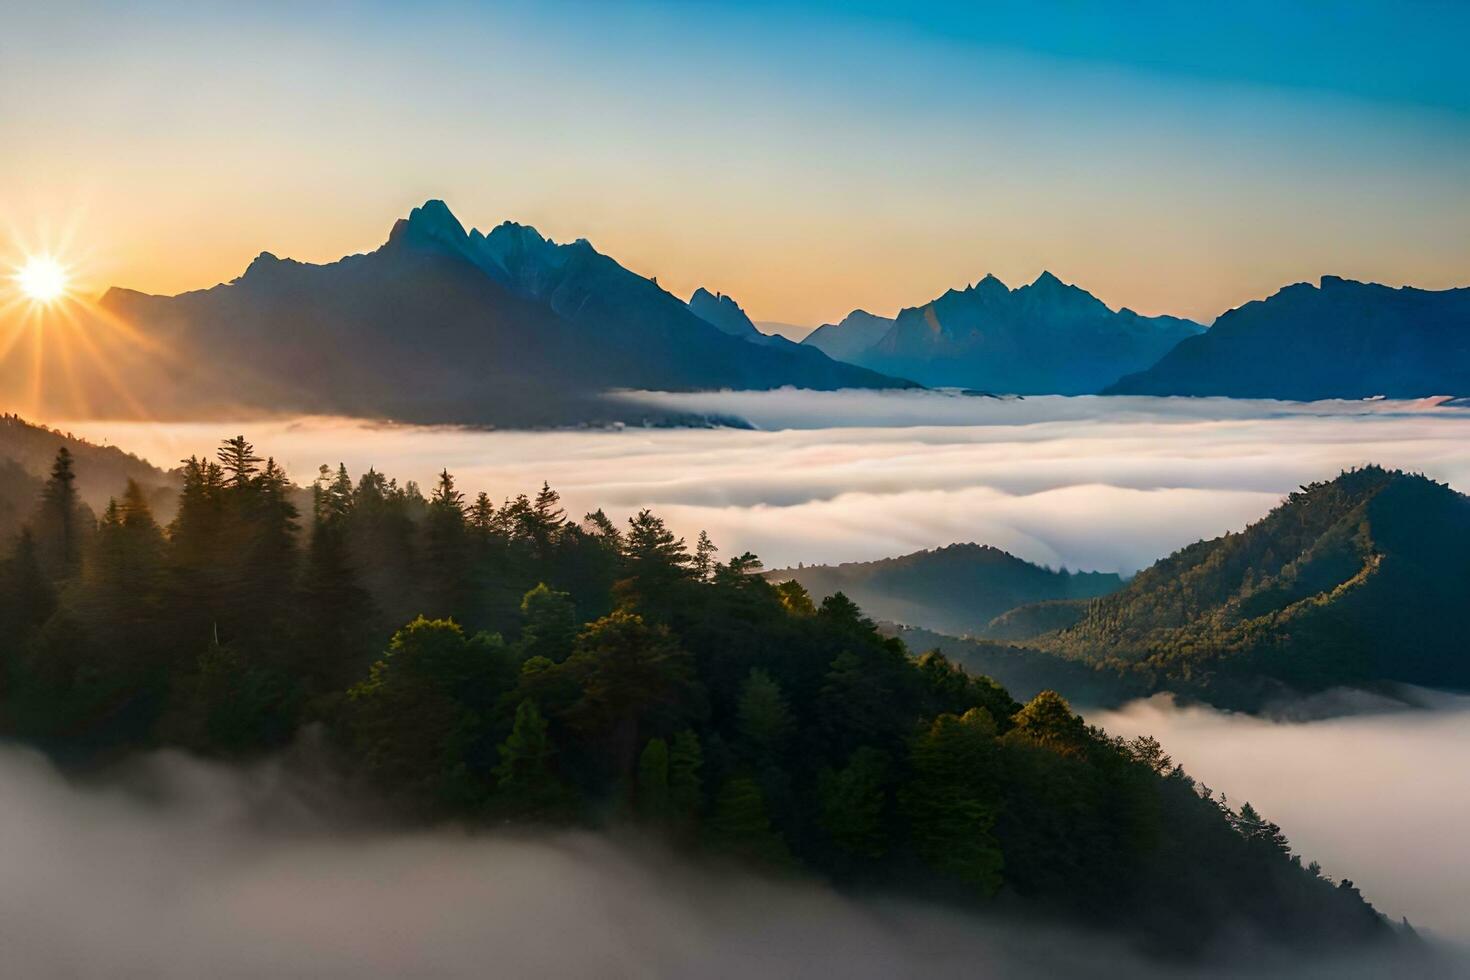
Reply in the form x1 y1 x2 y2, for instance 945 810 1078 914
801 309 897 362
96 202 912 427
687 287 770 344
754 320 815 343
834 272 1203 393
767 542 1123 637
1106 276 1470 400
1037 466 1470 705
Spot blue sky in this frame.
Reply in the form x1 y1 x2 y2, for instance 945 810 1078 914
3 0 1466 324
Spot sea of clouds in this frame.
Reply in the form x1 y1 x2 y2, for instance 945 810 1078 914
27 392 1470 973
61 392 1470 573
0 738 1461 979
1094 690 1470 942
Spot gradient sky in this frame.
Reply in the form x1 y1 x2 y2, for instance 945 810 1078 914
3 0 1468 325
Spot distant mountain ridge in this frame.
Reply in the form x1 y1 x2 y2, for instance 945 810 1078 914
807 271 1204 393
93 201 912 427
802 309 897 363
687 288 774 345
767 542 1124 637
1106 276 1470 399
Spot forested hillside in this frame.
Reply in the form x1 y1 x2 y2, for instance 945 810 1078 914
0 414 175 544
1033 467 1470 706
0 433 1398 959
767 543 1123 638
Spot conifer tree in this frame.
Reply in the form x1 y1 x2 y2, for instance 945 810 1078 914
668 728 704 830
494 698 566 818
519 583 577 663
636 736 671 824
35 447 84 578
902 708 1004 894
705 775 790 866
817 746 890 860
693 530 717 580
737 668 793 763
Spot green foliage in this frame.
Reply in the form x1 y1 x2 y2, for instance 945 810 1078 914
562 610 702 787
817 746 890 862
346 617 515 810
667 729 704 832
902 708 1004 895
0 435 1394 955
518 583 577 663
493 699 568 819
705 775 791 867
636 737 671 824
736 668 793 762
1037 467 1470 705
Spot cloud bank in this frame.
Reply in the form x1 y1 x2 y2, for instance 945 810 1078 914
58 393 1470 573
0 741 1458 979
1094 691 1470 941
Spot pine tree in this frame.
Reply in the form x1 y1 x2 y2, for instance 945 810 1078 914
494 699 566 818
519 583 577 663
564 610 700 784
817 746 890 861
422 470 469 620
705 775 791 866
35 447 85 578
693 530 718 580
737 668 793 763
217 435 263 488
902 708 1004 894
0 529 54 655
636 737 671 824
668 729 704 830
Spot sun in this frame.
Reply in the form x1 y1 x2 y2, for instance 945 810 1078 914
15 257 69 303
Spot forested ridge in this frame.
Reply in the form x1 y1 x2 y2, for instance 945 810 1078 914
767 543 1123 639
1027 466 1470 707
0 436 1399 958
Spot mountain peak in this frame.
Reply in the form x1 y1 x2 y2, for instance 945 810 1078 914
1031 270 1065 289
974 273 1009 297
386 199 471 254
687 286 762 341
407 199 467 238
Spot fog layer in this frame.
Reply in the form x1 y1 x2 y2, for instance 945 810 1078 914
59 393 1470 573
1094 690 1470 940
0 742 1455 979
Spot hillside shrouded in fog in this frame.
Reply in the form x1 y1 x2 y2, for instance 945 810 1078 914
0 742 1460 979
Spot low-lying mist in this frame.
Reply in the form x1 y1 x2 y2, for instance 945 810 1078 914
55 393 1470 574
1093 690 1470 941
0 741 1458 979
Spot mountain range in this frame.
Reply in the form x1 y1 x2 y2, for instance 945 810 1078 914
1106 276 1470 399
766 543 1123 637
799 272 1205 393
95 202 910 426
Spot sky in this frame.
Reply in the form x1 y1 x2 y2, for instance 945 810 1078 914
3 0 1468 326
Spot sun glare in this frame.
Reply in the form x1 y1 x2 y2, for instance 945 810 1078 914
15 257 69 303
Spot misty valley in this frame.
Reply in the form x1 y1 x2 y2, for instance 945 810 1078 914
7 5 1470 970
1 393 1468 976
